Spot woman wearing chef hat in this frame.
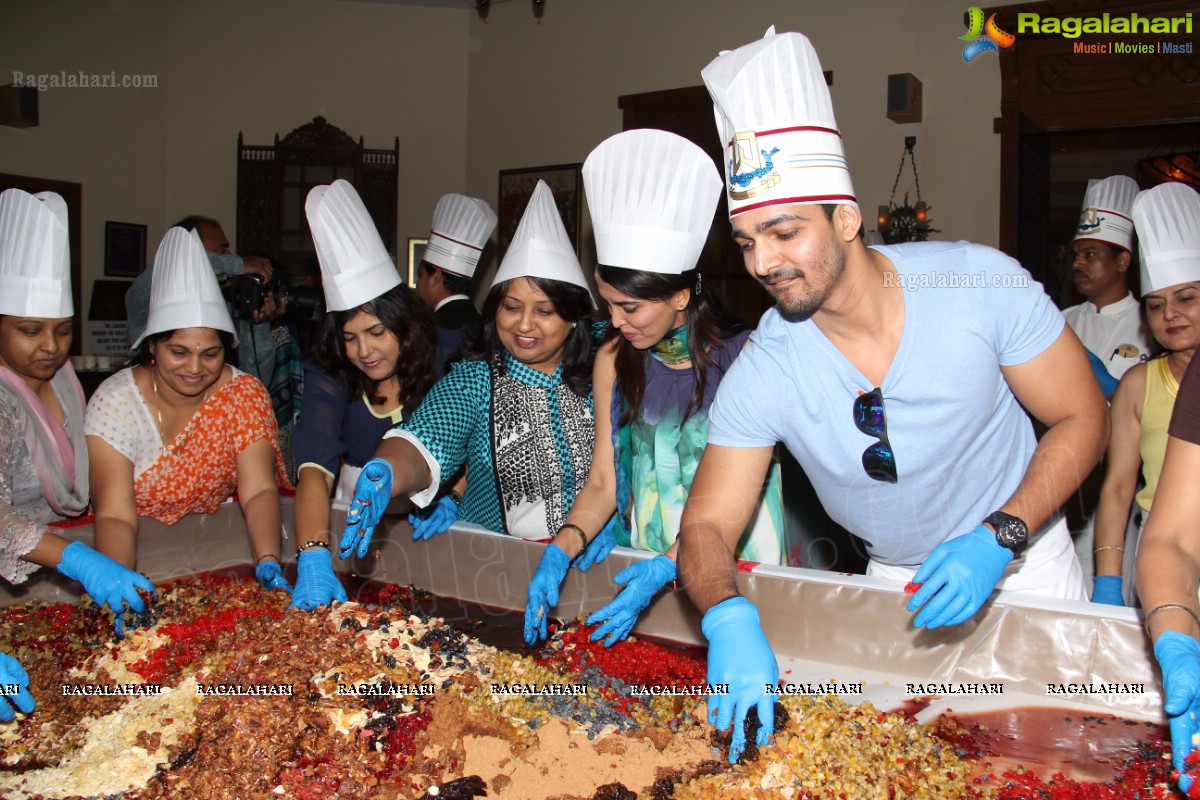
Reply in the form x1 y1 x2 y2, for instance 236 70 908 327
86 226 290 594
0 188 152 719
1132 182 1200 793
523 129 788 646
337 180 602 561
289 180 438 609
1093 182 1200 608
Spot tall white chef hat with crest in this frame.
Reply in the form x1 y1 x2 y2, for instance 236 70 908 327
1074 175 1138 252
426 194 497 279
490 180 591 299
306 179 401 312
584 128 722 275
137 227 237 348
1132 182 1200 294
701 26 856 218
0 188 72 318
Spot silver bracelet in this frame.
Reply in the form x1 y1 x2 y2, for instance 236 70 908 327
1144 603 1200 637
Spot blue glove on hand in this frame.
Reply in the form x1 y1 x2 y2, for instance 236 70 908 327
57 540 155 614
340 458 395 559
1091 575 1125 606
1154 631 1200 791
289 548 348 611
702 596 778 764
907 525 1013 629
586 555 676 646
409 495 458 541
572 518 616 572
1086 348 1119 399
523 543 571 645
0 652 35 722
255 560 292 593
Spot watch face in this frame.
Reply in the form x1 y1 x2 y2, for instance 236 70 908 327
988 512 1028 556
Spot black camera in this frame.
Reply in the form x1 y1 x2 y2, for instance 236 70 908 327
221 267 324 324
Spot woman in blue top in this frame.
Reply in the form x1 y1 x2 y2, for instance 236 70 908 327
339 181 601 555
291 180 438 609
524 130 786 646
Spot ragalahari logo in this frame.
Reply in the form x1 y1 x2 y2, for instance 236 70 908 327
960 7 1016 62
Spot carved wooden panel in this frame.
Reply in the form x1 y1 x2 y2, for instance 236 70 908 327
237 117 398 277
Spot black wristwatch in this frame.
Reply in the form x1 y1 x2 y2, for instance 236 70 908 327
983 510 1028 558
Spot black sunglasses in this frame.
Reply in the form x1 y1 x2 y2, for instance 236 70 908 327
853 388 897 483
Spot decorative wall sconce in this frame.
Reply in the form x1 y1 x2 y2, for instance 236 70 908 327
877 136 939 244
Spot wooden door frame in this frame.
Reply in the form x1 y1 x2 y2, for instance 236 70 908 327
985 0 1200 256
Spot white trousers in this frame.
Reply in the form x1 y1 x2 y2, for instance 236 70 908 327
866 517 1087 602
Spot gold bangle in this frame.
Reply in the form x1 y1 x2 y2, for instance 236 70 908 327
1093 546 1125 553
558 523 588 551
1144 603 1200 637
255 553 279 564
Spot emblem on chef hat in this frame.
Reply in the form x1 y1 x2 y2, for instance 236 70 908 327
1074 175 1138 251
491 181 592 300
1131 182 1200 294
306 179 401 312
701 26 856 218
583 129 722 275
136 227 237 348
426 194 498 279
0 188 72 319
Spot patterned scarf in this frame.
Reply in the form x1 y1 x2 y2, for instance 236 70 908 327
649 323 690 366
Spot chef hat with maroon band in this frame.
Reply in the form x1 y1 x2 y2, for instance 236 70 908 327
1074 175 1138 252
426 194 497 279
701 26 856 218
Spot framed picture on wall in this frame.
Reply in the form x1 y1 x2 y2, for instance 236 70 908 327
497 163 582 259
407 238 428 288
104 221 147 278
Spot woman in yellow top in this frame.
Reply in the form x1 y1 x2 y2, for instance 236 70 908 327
1092 182 1200 607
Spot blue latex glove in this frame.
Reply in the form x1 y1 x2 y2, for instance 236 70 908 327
0 652 35 722
572 518 616 572
586 555 676 646
523 543 571 645
1086 348 1119 399
907 525 1013 629
1091 575 1125 606
56 540 155 614
408 495 458 541
289 548 348 611
340 458 395 559
255 560 292 593
702 596 778 764
1153 631 1200 791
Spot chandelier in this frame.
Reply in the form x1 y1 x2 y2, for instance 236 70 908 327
876 136 939 244
1137 137 1200 190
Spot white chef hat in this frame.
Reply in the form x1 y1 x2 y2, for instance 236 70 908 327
491 180 591 299
701 26 856 218
1131 182 1200 294
0 188 72 318
584 129 722 275
426 194 498 279
136 227 237 348
1074 175 1138 251
306 179 401 312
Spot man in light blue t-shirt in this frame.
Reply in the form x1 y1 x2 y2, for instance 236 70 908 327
681 29 1110 763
